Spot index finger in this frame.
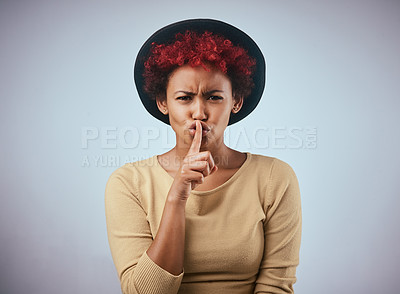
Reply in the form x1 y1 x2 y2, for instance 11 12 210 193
187 120 202 155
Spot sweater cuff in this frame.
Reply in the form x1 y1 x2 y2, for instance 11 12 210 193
134 251 184 294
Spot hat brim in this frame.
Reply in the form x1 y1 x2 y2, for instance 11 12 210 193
134 18 266 125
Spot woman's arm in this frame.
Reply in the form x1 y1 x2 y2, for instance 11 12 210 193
147 120 216 275
254 159 302 294
106 121 216 294
145 194 186 276
105 169 182 294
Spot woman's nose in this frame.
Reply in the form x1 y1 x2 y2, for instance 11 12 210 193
191 98 207 121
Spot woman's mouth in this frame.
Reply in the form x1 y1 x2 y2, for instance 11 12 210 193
188 121 210 137
188 128 209 137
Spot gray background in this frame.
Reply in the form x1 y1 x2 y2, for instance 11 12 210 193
1 0 399 293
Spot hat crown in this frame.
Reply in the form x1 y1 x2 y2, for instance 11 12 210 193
134 18 266 125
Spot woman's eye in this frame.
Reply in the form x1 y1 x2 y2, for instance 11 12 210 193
177 96 191 101
208 96 223 101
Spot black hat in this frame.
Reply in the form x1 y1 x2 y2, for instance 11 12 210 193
134 18 266 125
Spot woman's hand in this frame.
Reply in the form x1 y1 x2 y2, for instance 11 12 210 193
168 120 218 202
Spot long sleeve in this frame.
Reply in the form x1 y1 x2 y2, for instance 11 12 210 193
105 166 184 294
254 159 302 294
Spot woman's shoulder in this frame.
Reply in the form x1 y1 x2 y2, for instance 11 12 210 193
106 155 160 182
248 153 293 169
247 152 298 180
247 154 300 208
105 155 164 200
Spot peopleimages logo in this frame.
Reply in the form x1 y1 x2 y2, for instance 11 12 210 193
80 125 317 167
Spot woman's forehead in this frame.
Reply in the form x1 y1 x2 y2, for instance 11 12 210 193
167 65 232 92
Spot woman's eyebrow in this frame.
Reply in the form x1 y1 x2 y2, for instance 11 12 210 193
174 90 196 95
203 90 224 95
174 90 224 95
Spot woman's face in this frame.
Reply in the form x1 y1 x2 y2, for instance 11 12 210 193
157 64 242 149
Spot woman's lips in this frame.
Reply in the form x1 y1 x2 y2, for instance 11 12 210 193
188 121 210 137
188 128 209 137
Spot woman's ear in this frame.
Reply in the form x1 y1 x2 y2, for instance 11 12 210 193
156 98 169 115
232 96 244 114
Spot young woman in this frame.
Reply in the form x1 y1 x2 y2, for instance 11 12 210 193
105 19 302 294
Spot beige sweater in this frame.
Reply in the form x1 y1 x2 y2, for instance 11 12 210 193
105 152 301 294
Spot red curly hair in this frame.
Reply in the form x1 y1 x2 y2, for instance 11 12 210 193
143 30 256 101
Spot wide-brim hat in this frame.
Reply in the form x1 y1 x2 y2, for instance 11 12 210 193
134 18 266 125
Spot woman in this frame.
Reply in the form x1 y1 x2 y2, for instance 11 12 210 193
105 19 301 294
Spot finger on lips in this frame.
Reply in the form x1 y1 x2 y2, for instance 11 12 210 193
188 121 202 155
185 120 218 181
